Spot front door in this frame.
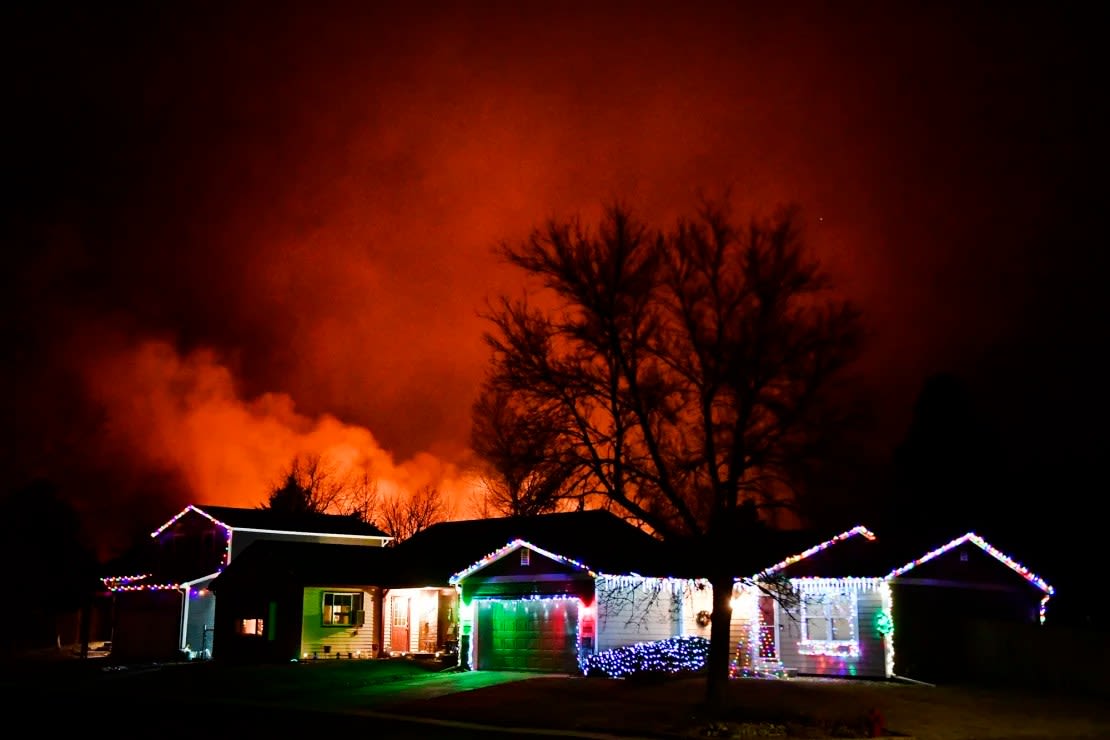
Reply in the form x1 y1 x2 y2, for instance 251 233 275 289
758 594 778 660
391 596 410 653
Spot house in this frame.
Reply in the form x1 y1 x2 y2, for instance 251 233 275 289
422 509 708 672
881 530 1054 683
100 504 391 662
198 507 1057 683
205 509 683 668
736 525 1055 682
208 540 391 663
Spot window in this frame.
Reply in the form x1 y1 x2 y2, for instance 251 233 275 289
237 618 265 636
520 549 530 566
799 590 859 657
323 592 364 626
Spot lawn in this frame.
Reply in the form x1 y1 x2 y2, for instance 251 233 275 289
16 655 1110 739
381 673 1110 739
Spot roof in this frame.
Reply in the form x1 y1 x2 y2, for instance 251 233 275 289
391 509 676 586
164 504 390 539
758 524 1054 596
211 540 393 589
757 525 883 578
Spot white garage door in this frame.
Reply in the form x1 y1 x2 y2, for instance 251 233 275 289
476 598 579 672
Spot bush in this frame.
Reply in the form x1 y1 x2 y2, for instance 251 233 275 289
582 635 710 678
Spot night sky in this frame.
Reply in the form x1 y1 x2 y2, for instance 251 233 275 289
2 1 1103 600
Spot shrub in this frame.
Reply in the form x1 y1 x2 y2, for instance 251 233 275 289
582 635 710 678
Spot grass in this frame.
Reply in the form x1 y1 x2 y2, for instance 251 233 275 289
382 673 1110 739
14 654 1110 739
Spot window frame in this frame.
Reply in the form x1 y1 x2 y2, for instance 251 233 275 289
322 591 364 627
798 589 859 657
237 617 265 637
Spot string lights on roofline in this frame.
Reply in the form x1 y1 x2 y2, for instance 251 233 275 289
757 525 877 578
449 538 598 583
885 532 1053 593
885 532 1054 624
101 574 151 585
450 539 713 591
150 505 232 537
105 581 183 592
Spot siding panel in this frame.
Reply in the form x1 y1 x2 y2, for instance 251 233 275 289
595 576 680 651
778 581 888 678
300 587 378 659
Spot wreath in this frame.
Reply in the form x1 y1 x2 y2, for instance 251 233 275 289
873 611 894 637
696 610 712 627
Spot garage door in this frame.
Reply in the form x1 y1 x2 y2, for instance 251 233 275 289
476 598 579 672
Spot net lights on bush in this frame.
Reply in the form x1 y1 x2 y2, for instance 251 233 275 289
581 635 709 678
886 532 1055 623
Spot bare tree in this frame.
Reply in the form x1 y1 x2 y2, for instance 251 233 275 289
378 484 450 543
261 454 379 523
477 199 863 708
469 384 588 516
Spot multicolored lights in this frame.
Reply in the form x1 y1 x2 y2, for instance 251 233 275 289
886 532 1055 623
758 525 876 578
450 539 597 584
449 526 1054 683
150 505 230 537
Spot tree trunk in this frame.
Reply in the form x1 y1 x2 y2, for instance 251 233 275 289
705 574 734 713
79 591 93 660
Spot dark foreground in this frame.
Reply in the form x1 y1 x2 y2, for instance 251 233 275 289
8 655 1110 739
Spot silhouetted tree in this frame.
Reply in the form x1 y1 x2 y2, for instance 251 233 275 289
378 485 450 543
477 199 864 709
889 372 1002 536
469 384 588 516
0 479 99 659
261 454 379 523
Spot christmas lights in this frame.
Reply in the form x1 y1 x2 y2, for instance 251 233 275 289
450 540 597 583
150 505 231 537
582 635 709 678
101 574 151 586
873 611 893 637
149 504 389 542
885 532 1054 623
879 581 894 678
798 640 859 658
792 577 885 594
451 539 706 592
597 574 705 607
758 525 876 577
105 581 183 592
466 596 584 672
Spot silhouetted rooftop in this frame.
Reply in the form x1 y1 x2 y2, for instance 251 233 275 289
211 540 391 589
391 509 678 586
194 504 390 538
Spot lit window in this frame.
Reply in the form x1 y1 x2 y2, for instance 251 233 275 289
238 618 265 636
520 549 530 566
798 590 859 657
323 592 364 626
